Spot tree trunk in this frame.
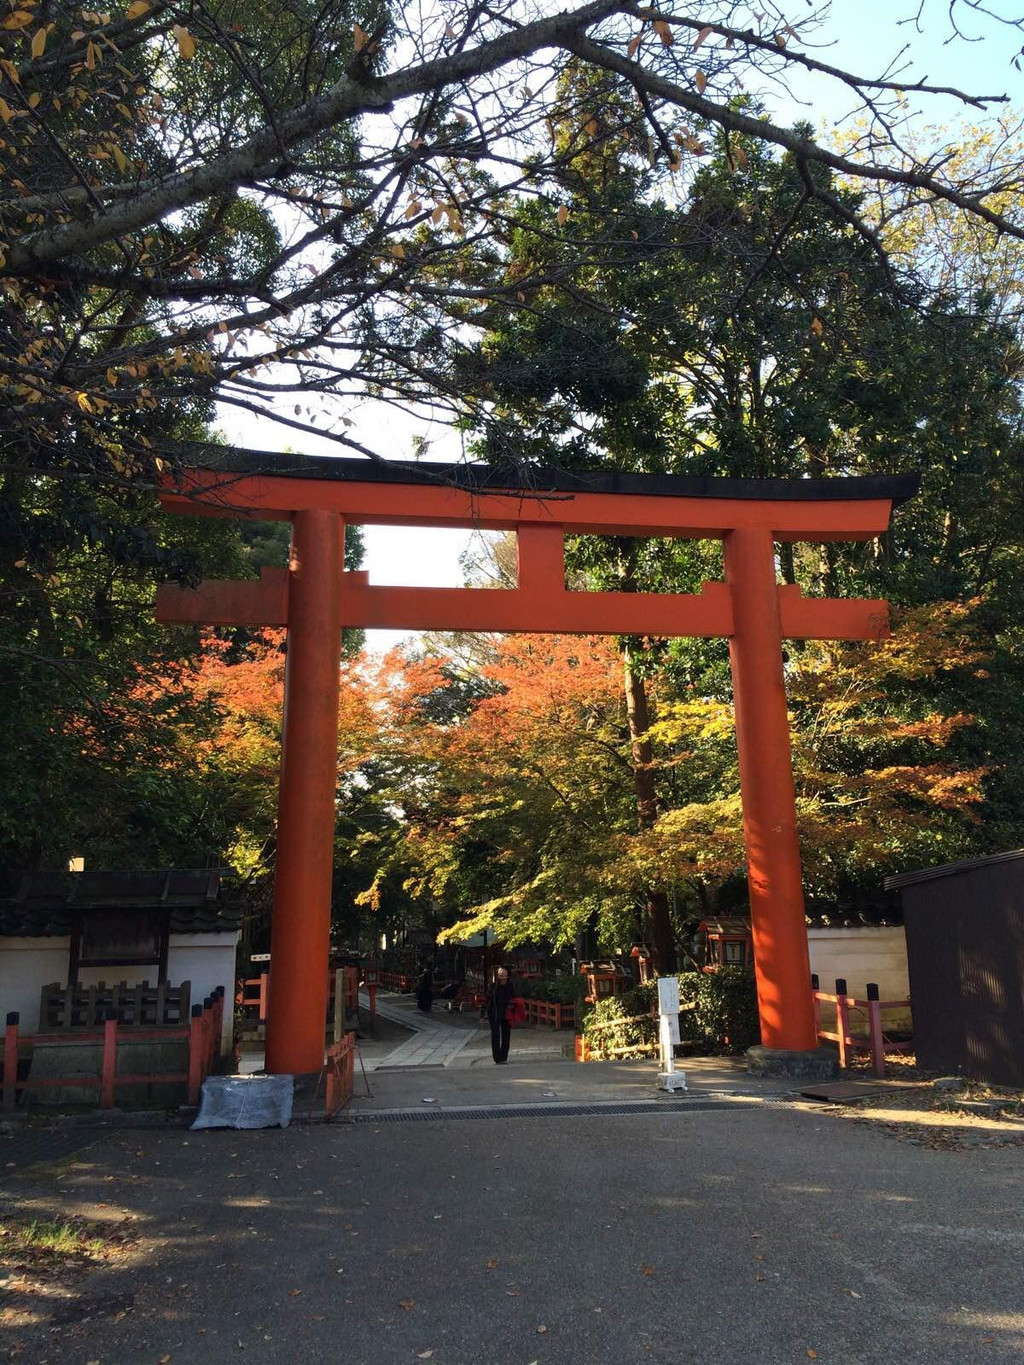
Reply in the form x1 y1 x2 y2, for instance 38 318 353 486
623 648 677 974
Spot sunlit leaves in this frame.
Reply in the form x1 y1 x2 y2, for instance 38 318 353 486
172 23 196 59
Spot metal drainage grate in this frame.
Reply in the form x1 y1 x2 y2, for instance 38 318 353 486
347 1098 741 1124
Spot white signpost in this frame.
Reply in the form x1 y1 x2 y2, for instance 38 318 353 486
656 976 687 1092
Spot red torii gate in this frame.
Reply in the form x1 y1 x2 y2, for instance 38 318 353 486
156 454 916 1075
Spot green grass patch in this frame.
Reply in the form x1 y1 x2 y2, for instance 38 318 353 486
1 1218 106 1261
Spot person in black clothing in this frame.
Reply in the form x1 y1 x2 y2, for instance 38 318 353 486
415 965 434 1013
485 966 517 1064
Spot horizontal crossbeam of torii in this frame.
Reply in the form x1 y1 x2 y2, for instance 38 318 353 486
156 453 917 1076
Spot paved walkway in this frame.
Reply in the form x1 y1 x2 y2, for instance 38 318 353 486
4 1091 1022 1363
350 1054 794 1113
362 990 480 1070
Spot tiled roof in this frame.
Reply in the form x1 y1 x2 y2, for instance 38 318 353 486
698 917 752 935
0 870 243 937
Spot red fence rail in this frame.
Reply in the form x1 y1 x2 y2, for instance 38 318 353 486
377 970 415 993
813 976 912 1078
524 998 576 1030
324 1034 355 1119
2 988 225 1111
236 968 360 1024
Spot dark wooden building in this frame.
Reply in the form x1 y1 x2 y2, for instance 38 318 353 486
885 851 1024 1086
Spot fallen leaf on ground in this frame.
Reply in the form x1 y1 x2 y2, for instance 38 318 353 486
807 1353 818 1360
485 1258 499 1269
641 1264 654 1276
536 1325 547 1334
288 1289 302 1297
399 1299 416 1311
417 1353 435 1359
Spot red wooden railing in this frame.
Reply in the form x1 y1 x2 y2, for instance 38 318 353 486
2 988 225 1111
813 976 912 1078
377 969 416 993
324 1033 355 1119
236 967 360 1024
524 998 576 1029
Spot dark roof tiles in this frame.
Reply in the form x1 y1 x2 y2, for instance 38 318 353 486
0 870 242 937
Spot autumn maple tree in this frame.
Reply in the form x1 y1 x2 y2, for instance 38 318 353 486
338 607 995 958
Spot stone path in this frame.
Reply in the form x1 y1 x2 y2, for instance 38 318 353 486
361 990 480 1070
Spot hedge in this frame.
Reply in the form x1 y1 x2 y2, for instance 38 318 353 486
581 969 759 1058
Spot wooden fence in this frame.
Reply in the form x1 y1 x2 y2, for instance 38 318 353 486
524 998 576 1030
574 1010 659 1062
377 969 415 993
236 968 359 1026
39 980 191 1031
3 988 225 1110
813 976 912 1078
324 1034 355 1119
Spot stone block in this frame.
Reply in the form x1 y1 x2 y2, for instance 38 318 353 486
746 1046 839 1080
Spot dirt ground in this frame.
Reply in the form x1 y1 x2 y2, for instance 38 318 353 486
820 1056 1024 1151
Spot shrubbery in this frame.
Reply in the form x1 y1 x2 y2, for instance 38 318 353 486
518 972 587 1004
678 968 761 1052
581 983 659 1055
582 969 759 1057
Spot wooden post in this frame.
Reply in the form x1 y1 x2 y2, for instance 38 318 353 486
724 527 817 1053
333 968 344 1045
265 510 344 1076
201 997 214 1071
834 978 851 1070
258 972 269 1024
866 982 885 1079
100 1014 118 1108
213 986 225 1062
187 1004 204 1105
810 974 822 1040
3 1013 19 1112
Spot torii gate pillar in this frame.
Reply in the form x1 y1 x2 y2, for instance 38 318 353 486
725 527 817 1052
264 510 344 1075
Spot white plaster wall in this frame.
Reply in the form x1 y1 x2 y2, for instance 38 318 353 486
1 933 238 1054
807 926 911 1032
166 935 239 1054
0 938 72 1032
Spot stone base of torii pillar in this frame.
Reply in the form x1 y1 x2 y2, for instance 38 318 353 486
747 1046 839 1080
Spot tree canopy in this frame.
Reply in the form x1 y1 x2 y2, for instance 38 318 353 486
2 0 1023 485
